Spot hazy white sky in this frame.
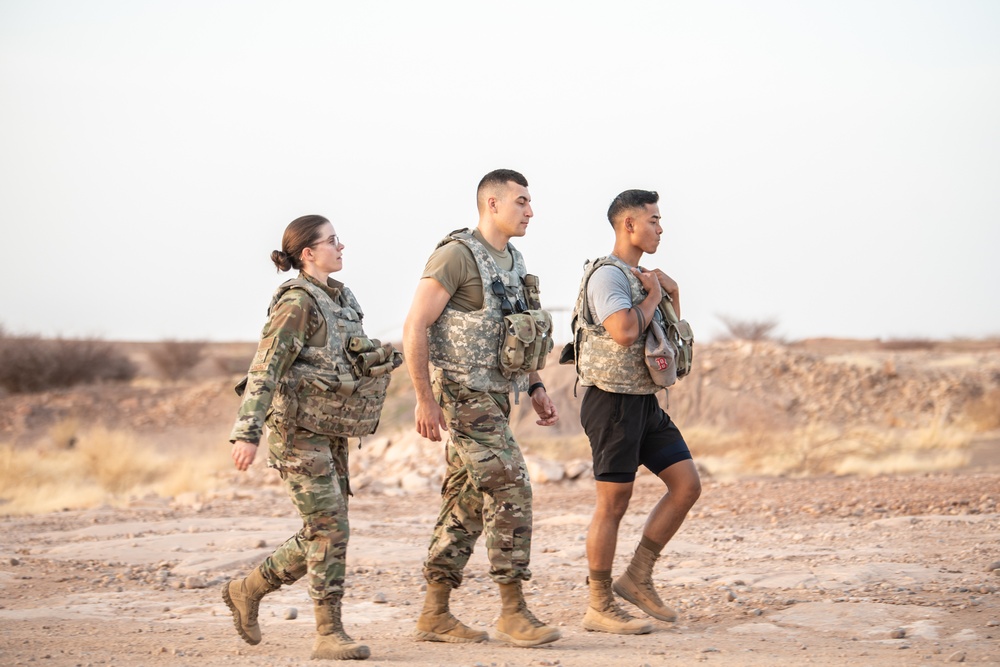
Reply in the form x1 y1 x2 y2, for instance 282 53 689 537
2 0 998 343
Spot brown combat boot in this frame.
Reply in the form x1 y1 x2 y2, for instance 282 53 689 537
495 581 561 647
312 597 370 660
612 543 678 622
222 566 280 645
414 582 488 643
582 576 653 634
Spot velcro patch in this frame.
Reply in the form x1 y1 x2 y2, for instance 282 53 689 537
249 336 277 372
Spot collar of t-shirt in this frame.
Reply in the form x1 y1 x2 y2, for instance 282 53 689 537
472 228 513 270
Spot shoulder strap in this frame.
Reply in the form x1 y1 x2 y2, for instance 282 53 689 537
268 278 314 315
658 295 679 324
578 257 628 326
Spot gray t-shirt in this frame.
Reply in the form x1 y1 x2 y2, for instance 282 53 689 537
587 264 633 325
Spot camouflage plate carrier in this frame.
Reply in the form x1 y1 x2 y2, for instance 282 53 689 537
428 229 551 394
269 278 398 437
568 255 664 395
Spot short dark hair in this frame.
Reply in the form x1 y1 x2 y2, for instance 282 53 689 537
607 189 659 226
477 169 528 199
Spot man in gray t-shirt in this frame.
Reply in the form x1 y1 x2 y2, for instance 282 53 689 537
576 189 702 637
587 263 635 325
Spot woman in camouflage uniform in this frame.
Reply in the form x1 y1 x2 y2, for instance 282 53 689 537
223 214 398 661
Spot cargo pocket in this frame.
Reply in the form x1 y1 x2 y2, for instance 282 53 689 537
498 312 535 375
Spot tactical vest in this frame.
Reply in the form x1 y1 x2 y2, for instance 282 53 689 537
269 278 390 437
427 229 532 393
572 256 664 395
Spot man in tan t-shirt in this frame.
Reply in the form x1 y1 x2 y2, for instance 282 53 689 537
421 226 514 312
403 169 562 648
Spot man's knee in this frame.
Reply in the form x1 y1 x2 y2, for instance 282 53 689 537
673 473 701 510
594 483 633 522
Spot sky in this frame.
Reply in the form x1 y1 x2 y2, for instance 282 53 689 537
1 0 998 344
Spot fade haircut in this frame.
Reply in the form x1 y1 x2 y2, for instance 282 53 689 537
607 189 659 227
477 169 529 210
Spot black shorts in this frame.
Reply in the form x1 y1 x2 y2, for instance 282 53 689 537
581 386 692 483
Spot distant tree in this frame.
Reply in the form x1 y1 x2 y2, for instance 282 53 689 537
716 314 782 342
147 340 207 380
0 332 136 394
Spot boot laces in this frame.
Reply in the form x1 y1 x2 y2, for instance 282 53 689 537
332 629 356 644
517 601 546 628
246 599 261 623
606 599 639 621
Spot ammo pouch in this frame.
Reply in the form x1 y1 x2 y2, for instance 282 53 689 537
278 373 390 438
347 336 403 379
657 298 694 379
498 309 554 377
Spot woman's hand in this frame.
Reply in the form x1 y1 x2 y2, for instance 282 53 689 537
232 440 258 471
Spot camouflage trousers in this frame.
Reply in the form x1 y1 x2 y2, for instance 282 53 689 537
423 371 533 588
258 423 351 602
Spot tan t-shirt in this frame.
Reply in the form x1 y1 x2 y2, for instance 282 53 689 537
421 228 514 312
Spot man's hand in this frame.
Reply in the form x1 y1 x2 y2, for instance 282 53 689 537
631 267 663 301
531 388 559 427
414 400 449 442
647 268 677 294
643 267 680 315
403 278 453 442
231 440 258 471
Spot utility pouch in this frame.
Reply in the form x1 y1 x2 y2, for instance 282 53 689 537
668 319 694 378
498 309 554 377
657 298 694 379
293 373 389 437
523 274 543 310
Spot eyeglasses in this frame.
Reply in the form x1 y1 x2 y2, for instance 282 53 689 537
313 234 340 248
491 278 526 316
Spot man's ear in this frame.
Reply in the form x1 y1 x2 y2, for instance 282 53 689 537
624 216 634 232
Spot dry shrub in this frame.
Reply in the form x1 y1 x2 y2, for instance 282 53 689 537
147 340 206 380
0 428 230 515
46 419 81 451
690 420 972 478
879 338 936 351
212 353 253 376
0 333 136 394
716 314 781 342
962 388 1000 431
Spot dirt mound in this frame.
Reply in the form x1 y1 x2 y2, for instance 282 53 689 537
2 339 998 488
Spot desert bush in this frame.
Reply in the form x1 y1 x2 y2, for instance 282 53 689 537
690 419 972 478
716 314 781 342
0 333 136 394
212 353 254 376
963 388 1000 431
0 427 230 515
146 340 206 380
879 338 936 351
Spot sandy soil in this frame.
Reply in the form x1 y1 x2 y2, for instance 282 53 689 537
2 471 998 667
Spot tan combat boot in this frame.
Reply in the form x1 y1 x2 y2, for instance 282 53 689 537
612 543 678 622
413 582 488 643
222 566 280 645
582 576 653 634
312 597 370 660
495 581 561 647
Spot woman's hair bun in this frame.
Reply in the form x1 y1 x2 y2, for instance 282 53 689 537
270 249 293 272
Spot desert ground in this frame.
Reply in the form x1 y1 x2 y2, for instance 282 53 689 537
1 339 999 666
